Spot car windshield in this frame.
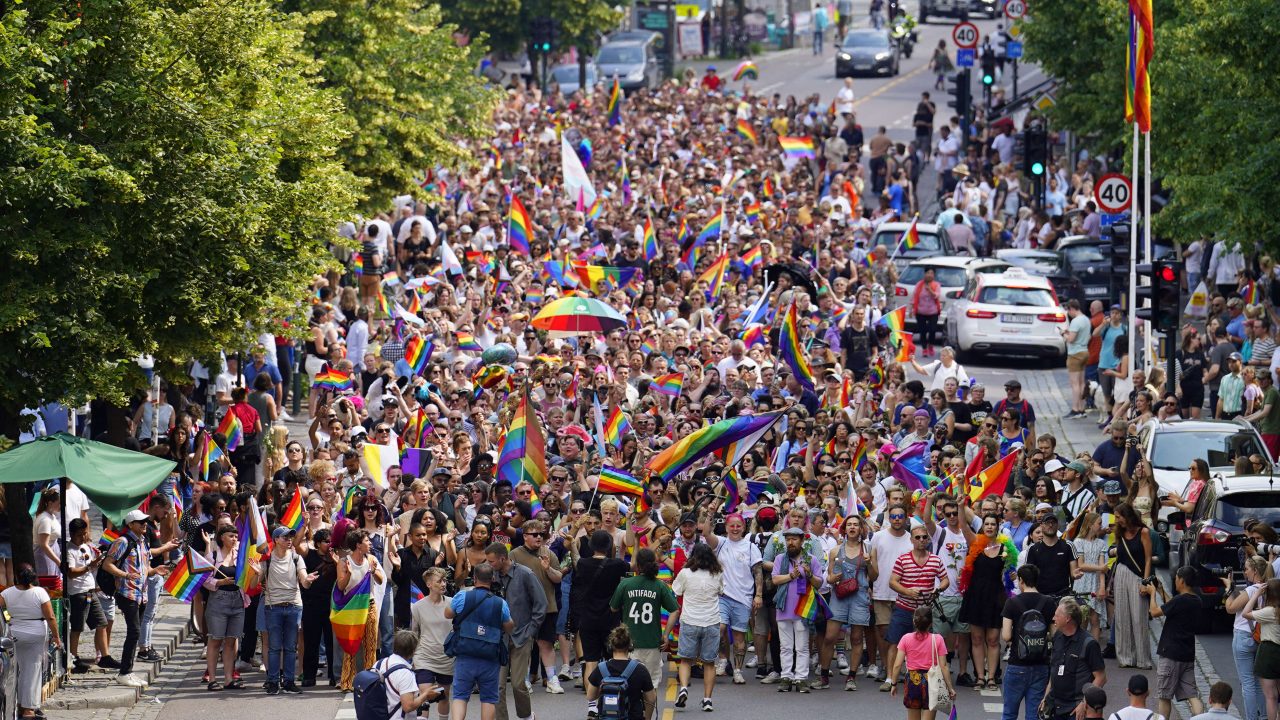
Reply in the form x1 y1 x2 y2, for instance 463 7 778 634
843 33 887 49
1062 244 1107 267
1149 429 1266 470
551 67 590 83
597 47 644 64
1215 492 1280 528
873 229 941 253
976 286 1056 306
899 266 967 287
1004 254 1063 276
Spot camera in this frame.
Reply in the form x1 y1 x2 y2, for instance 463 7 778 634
1140 575 1160 587
1256 542 1280 555
1125 435 1138 447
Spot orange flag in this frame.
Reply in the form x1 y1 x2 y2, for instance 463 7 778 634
968 448 1020 502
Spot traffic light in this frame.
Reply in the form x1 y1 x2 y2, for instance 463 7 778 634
947 69 971 115
981 51 996 86
1023 125 1047 177
530 17 553 53
1135 260 1183 332
1109 228 1131 305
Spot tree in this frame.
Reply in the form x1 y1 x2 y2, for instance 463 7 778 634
1150 0 1280 248
284 0 500 208
437 0 524 55
0 0 360 563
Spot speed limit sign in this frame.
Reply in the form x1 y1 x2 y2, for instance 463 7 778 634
1004 0 1027 19
952 22 979 49
1094 173 1132 213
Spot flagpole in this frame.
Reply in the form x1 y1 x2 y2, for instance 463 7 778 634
1127 122 1139 382
1143 131 1154 374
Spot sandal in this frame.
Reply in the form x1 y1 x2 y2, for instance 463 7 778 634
202 672 211 684
225 679 245 690
207 681 224 691
985 676 996 690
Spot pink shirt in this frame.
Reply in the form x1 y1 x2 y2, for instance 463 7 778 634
897 631 947 671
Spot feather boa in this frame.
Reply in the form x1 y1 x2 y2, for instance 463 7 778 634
958 532 1019 595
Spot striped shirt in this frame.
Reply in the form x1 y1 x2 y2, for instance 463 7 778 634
109 532 149 603
891 551 946 611
1220 372 1245 414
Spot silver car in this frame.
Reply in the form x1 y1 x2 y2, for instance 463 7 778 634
595 41 660 91
550 64 598 97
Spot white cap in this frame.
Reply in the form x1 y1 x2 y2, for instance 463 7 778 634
1034 502 1054 513
124 509 149 525
1044 459 1065 474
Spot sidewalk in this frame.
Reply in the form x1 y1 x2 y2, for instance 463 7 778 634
46 595 191 713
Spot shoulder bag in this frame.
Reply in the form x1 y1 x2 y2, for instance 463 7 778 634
834 543 862 599
926 633 953 713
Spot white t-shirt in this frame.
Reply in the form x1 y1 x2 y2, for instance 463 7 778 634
68 542 98 595
931 525 968 598
712 536 763 605
918 359 970 391
411 595 454 674
0 585 51 634
1110 707 1165 720
66 484 91 522
375 655 419 720
869 529 913 601
672 568 724 628
33 511 61 576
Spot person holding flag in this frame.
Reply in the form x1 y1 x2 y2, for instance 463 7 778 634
256 526 319 695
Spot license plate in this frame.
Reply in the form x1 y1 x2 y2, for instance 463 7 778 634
1001 314 1033 324
854 62 870 69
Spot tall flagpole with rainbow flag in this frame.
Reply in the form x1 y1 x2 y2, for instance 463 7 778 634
1126 0 1154 375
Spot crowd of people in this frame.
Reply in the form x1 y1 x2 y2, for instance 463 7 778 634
3 57 1278 720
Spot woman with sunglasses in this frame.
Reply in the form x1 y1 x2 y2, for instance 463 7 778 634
454 517 493 587
299 528 337 686
335 529 385 691
272 441 308 486
996 407 1030 458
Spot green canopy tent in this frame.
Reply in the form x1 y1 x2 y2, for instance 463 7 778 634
0 432 176 676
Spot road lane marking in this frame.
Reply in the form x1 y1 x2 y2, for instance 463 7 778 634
985 702 1004 713
854 62 931 107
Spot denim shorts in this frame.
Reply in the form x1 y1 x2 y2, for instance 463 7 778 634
719 596 751 632
885 606 915 644
677 622 720 663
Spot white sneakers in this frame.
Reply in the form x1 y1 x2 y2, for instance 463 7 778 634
546 676 565 694
116 673 147 688
714 658 727 676
732 669 746 685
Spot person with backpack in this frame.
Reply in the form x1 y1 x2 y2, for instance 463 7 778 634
610 548 678 690
1110 674 1165 720
355 629 441 720
445 562 514 720
1040 596 1106 720
993 380 1037 441
101 509 171 688
257 526 319 695
1001 565 1057 720
587 625 658 720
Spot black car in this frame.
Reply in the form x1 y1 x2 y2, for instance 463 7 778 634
836 30 900 78
996 248 1085 305
1055 235 1114 305
1172 475 1280 615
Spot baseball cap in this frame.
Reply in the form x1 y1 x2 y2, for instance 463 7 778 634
124 509 149 525
272 526 296 539
1066 461 1088 475
1102 479 1123 495
1127 674 1149 695
1230 351 1244 361
756 506 778 522
1044 459 1065 473
1083 685 1107 710
679 513 697 525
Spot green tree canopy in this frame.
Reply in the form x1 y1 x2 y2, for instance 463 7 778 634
287 0 500 208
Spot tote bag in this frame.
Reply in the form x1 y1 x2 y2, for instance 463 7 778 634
927 633 953 713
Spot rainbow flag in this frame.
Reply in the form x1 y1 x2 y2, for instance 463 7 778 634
313 367 354 392
330 572 373 655
98 526 122 549
234 516 264 591
796 580 831 622
1241 281 1261 305
198 432 224 482
216 411 243 452
850 436 870 473
968 448 1020 502
732 60 759 81
868 363 885 390
740 323 767 349
642 217 658 262
543 261 579 288
598 465 644 496
525 285 544 305
878 305 907 334
457 332 482 352
696 210 723 242
744 201 762 226
586 196 605 221
891 330 916 362
1125 0 1153 133
735 119 758 145
762 176 776 197
741 245 763 271
404 336 433 375
676 216 691 244
779 301 816 391
778 136 815 159
604 406 633 447
528 486 544 517
402 409 432 448
164 551 214 603
508 195 533 255
650 372 683 397
894 216 921 255
572 263 642 295
280 489 304 533
697 253 730 303
607 78 622 127
351 252 364 276
497 392 547 491
647 411 782 483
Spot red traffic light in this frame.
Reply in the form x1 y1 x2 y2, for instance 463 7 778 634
1158 266 1176 282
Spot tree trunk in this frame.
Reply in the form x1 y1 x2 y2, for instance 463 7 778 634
0 407 35 570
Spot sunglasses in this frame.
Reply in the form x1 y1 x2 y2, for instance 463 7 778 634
525 532 545 538
307 506 323 511
912 535 930 541
570 508 586 514
888 513 906 520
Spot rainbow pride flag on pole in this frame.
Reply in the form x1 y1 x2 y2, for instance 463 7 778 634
404 336 433 376
1125 0 1153 133
607 78 623 127
507 195 533 255
878 305 907 334
779 301 816 391
330 572 373 654
313 368 354 392
497 391 547 491
597 465 645 496
457 332 482 352
891 216 921 257
216 411 243 452
650 372 683 398
696 210 723 243
735 119 758 145
604 406 633 447
164 550 215 603
279 489 304 533
778 136 816 159
697 253 730 303
646 411 782 483
642 217 658 262
198 432 223 482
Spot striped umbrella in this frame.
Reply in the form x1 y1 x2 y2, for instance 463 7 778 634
531 296 627 337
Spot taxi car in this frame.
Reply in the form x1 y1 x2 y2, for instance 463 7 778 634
946 266 1067 362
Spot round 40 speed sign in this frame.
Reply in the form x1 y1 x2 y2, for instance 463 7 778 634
1094 173 1132 214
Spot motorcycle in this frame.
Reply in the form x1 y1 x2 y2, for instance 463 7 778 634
890 13 919 58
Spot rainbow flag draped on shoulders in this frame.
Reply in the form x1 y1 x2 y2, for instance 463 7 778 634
780 301 816 391
330 572 373 655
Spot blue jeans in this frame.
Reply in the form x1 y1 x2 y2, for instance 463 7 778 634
813 30 824 54
139 575 161 647
1002 663 1050 720
266 604 302 684
1235 629 1265 720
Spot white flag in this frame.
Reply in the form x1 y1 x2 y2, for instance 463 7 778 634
561 135 597 208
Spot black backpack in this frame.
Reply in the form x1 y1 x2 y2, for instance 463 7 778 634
95 534 138 597
597 659 639 720
1012 602 1050 664
353 659 414 720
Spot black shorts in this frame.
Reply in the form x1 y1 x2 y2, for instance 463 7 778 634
69 591 107 633
416 668 453 689
578 622 616 663
535 612 558 644
1180 385 1205 411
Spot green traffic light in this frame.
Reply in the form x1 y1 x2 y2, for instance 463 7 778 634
1031 162 1045 175
982 74 993 85
541 42 550 51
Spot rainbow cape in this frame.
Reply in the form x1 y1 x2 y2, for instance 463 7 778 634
647 411 782 483
497 391 547 490
508 195 533 255
598 465 644 496
216 411 243 452
650 372 683 397
330 572 373 655
604 405 633 447
779 301 816 390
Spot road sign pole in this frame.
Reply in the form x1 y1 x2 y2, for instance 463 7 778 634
1013 58 1018 98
